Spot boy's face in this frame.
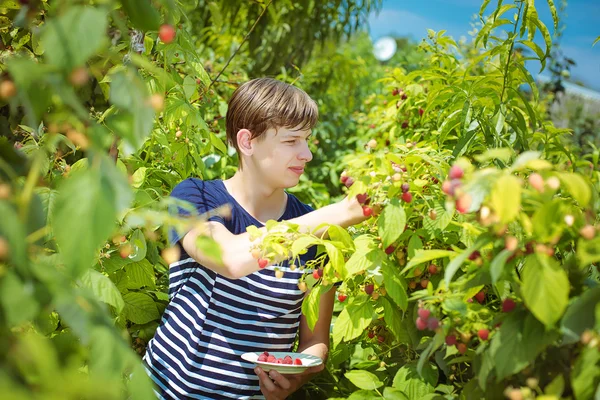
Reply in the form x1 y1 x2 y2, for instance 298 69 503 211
250 126 313 189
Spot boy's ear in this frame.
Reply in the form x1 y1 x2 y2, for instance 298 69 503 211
236 129 254 156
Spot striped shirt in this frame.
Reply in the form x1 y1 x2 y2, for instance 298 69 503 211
143 178 316 399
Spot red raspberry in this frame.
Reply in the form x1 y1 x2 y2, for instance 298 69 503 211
356 193 369 205
475 291 485 304
449 165 464 180
502 298 516 313
267 355 276 363
338 293 347 302
294 358 302 365
416 317 427 330
478 329 489 341
417 308 430 320
401 192 413 203
258 258 269 268
276 358 283 364
384 245 395 255
445 335 457 346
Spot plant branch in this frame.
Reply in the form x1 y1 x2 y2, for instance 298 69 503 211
207 0 273 92
500 1 524 103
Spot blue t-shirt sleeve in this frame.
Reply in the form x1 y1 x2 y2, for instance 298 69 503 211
168 178 225 246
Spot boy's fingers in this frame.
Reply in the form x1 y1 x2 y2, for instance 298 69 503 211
254 367 277 392
268 370 291 390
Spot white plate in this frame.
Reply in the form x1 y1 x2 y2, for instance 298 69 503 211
241 352 323 375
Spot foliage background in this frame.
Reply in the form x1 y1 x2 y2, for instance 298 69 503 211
0 0 599 399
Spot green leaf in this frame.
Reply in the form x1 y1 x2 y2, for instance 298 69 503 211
327 225 355 250
345 370 383 390
79 269 124 313
490 174 521 224
474 148 513 163
210 132 228 155
490 249 513 283
532 199 564 243
324 242 345 276
41 6 108 70
346 390 381 400
195 235 223 265
122 292 159 324
520 40 546 71
0 201 27 269
124 259 156 290
101 254 134 274
522 254 569 327
53 168 118 277
545 374 565 397
128 229 147 262
332 299 374 347
183 75 197 101
392 363 436 398
560 287 600 343
0 271 39 326
577 237 600 268
381 297 410 342
546 0 558 29
108 71 155 154
407 235 423 259
301 284 330 332
345 249 383 276
131 167 147 189
383 387 409 400
572 347 600 400
479 0 491 17
444 235 493 285
119 0 160 31
381 265 408 311
378 198 407 248
403 250 456 274
292 236 322 257
488 311 557 380
593 36 600 47
556 172 591 207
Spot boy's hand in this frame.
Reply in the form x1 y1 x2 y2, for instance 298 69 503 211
254 364 324 400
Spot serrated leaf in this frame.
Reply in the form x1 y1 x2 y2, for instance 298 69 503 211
444 234 493 285
301 284 330 331
522 254 569 327
381 297 410 342
122 292 159 324
577 237 600 268
79 269 124 313
490 174 521 224
332 299 374 347
402 250 455 274
41 6 108 70
345 370 383 390
557 172 591 207
378 198 407 248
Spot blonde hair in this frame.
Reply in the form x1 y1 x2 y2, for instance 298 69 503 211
225 78 318 166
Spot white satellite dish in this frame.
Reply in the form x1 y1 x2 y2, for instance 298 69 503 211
373 36 397 62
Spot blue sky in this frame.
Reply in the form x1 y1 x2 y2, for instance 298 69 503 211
367 0 600 91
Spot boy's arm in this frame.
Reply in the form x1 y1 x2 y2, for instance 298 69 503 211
181 196 367 279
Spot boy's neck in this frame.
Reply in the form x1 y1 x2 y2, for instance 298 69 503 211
223 170 288 224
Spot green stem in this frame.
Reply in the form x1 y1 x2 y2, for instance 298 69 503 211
500 1 524 103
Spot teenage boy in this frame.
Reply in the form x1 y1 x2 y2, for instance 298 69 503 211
143 77 368 399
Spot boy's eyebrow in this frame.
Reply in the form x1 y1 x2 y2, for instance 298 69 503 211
286 132 312 138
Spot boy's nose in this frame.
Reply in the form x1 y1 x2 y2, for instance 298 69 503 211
299 142 313 162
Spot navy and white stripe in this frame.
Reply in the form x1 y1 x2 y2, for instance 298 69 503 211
143 179 315 399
